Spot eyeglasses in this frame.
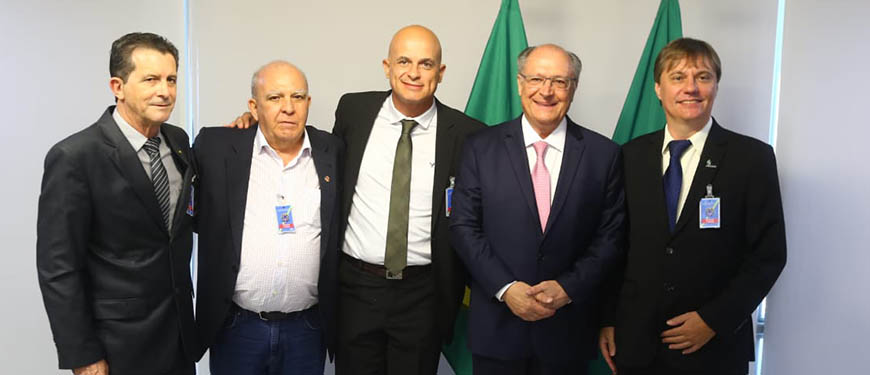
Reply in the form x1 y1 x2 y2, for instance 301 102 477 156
519 73 577 90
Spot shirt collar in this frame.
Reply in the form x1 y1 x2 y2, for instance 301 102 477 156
382 94 437 130
521 114 567 152
114 107 161 152
255 126 312 167
662 118 713 155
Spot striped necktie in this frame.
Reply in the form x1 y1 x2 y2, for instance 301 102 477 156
143 136 171 230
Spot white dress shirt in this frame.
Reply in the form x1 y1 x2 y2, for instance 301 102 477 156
113 108 182 229
522 115 567 205
342 95 438 266
662 118 713 222
496 116 568 301
234 127 321 313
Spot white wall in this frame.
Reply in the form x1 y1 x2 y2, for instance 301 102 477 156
761 0 870 374
0 1 185 373
0 1 801 373
189 0 777 142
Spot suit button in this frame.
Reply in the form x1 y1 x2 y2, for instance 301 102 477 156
665 247 675 255
537 253 544 262
664 283 676 293
231 264 239 273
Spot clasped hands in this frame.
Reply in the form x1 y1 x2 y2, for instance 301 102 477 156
503 280 571 321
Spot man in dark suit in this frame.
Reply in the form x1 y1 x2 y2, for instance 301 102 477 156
450 44 626 375
194 61 342 375
598 38 787 375
332 25 484 374
37 32 197 375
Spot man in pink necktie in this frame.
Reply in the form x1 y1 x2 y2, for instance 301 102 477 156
450 44 626 375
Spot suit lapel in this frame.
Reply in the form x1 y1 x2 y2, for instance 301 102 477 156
162 126 194 237
341 91 389 219
226 126 258 259
309 128 337 260
546 119 585 234
502 119 539 228
430 100 456 227
642 131 672 234
673 120 727 235
97 107 168 235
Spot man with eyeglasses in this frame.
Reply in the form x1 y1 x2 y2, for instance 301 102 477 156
450 44 625 375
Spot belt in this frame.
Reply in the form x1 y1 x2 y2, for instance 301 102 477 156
342 253 431 280
233 303 316 322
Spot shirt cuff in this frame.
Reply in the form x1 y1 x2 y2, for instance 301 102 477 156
495 281 517 302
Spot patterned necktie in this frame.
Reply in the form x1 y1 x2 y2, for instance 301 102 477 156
532 141 551 232
143 136 171 230
384 119 418 278
663 140 692 232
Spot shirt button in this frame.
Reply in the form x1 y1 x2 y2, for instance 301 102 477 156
665 247 675 255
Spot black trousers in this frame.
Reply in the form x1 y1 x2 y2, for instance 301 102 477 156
472 354 589 375
618 362 747 375
335 256 440 375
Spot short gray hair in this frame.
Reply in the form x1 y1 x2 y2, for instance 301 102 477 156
250 60 308 98
517 44 582 79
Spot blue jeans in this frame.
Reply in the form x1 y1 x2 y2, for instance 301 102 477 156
210 305 326 375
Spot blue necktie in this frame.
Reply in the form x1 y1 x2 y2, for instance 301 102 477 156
663 140 692 232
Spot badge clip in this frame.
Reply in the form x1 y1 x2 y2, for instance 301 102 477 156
445 176 455 218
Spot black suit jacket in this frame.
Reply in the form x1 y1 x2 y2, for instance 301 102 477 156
37 106 198 374
193 125 343 356
331 91 485 342
450 117 626 364
608 119 787 370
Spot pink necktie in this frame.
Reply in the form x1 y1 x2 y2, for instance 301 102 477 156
532 141 551 232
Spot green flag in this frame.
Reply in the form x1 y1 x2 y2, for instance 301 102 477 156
590 2 682 374
464 0 528 126
442 1 527 374
611 0 682 145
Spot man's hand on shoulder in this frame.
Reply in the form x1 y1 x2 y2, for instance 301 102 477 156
224 112 255 129
73 359 108 375
503 281 555 321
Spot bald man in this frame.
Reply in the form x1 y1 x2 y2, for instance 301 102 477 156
194 61 343 375
332 25 484 374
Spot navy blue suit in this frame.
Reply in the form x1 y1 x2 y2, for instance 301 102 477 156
450 117 626 367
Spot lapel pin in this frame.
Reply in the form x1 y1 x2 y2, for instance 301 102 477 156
324 176 331 183
705 159 717 168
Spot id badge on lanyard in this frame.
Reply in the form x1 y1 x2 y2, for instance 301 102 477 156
699 184 721 229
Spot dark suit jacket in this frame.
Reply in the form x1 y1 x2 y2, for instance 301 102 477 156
450 117 626 365
607 119 787 370
331 91 484 343
193 125 343 356
37 106 198 374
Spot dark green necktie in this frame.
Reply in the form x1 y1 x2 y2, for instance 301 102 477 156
385 119 418 279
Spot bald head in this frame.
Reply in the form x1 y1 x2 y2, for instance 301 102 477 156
388 25 442 63
251 60 308 98
382 25 446 117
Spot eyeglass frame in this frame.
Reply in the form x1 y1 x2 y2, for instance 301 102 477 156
518 73 578 90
